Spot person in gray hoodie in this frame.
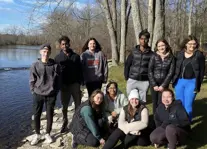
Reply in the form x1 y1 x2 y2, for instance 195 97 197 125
29 43 61 146
81 37 108 97
104 81 128 132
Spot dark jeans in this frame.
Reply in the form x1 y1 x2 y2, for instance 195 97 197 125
61 83 81 121
150 125 188 149
103 128 150 149
150 87 162 115
86 81 102 97
33 93 56 134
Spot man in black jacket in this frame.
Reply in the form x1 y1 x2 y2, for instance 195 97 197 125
150 89 191 149
55 36 83 133
124 29 153 102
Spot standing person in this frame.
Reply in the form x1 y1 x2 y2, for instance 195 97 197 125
103 89 151 149
172 35 205 121
150 89 191 149
55 36 82 133
104 81 128 132
81 37 108 97
29 44 61 145
148 39 175 115
124 29 153 102
70 89 107 148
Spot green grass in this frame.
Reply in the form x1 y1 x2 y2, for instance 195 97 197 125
73 65 207 149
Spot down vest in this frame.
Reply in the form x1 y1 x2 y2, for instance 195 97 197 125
148 53 175 88
124 45 154 81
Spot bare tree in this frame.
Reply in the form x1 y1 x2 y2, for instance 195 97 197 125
130 0 143 43
188 0 194 35
148 0 155 47
152 0 165 51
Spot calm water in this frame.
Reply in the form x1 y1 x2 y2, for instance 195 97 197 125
0 45 61 148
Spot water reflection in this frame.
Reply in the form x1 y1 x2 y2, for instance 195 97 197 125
0 45 40 68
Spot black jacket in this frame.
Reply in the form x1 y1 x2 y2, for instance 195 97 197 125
172 50 205 92
148 53 175 88
154 100 191 132
55 49 83 85
124 45 154 81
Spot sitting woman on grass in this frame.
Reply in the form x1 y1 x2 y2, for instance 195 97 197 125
104 81 128 132
103 89 151 149
69 89 107 148
150 88 191 149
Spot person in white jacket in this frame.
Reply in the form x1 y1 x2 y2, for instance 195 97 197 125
103 89 151 149
104 81 128 131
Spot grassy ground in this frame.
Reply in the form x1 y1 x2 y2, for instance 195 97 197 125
73 65 207 149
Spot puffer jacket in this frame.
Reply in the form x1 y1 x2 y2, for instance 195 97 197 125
148 52 175 88
172 50 205 92
124 45 154 81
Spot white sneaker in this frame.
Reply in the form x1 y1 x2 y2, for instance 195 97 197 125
31 134 41 145
154 144 159 148
44 133 53 144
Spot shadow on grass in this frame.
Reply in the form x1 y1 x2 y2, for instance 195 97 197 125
184 98 207 149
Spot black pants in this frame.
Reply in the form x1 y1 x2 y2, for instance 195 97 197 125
150 87 162 115
75 133 100 147
150 125 188 149
103 128 150 149
33 93 56 134
86 81 102 97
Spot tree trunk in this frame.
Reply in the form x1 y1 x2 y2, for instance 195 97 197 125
130 0 143 44
120 0 127 63
151 0 165 51
148 0 155 47
188 0 193 35
102 0 118 66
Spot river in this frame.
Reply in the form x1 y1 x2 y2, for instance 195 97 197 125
0 45 61 148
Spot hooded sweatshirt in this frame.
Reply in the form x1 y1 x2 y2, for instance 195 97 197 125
29 58 61 96
81 49 108 83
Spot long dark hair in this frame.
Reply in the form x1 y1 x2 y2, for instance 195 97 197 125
89 89 104 112
180 35 199 50
154 38 172 54
81 37 102 53
127 101 143 118
105 80 118 95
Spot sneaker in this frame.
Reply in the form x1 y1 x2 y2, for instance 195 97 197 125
71 134 78 148
60 120 68 133
44 133 53 144
31 134 41 145
154 144 159 148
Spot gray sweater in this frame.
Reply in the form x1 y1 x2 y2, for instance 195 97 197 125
81 50 108 83
29 59 61 96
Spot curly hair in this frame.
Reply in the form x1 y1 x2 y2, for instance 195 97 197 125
81 37 102 53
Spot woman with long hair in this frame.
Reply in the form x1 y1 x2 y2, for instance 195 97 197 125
104 81 128 132
70 89 107 148
150 89 191 149
103 89 151 149
148 39 175 115
172 35 205 121
81 38 108 97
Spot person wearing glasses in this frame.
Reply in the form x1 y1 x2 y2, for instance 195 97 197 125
172 35 205 121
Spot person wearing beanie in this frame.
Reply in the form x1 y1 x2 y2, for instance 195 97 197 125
29 43 61 145
103 89 151 149
150 89 191 149
124 29 154 102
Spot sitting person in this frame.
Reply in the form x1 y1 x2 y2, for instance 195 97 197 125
103 89 151 149
104 81 128 131
69 89 107 148
150 88 191 149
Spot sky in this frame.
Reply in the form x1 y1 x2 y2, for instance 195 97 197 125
0 0 95 33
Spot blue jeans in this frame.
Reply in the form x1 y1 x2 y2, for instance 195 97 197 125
174 78 197 121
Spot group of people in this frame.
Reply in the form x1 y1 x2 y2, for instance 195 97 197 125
29 29 205 149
